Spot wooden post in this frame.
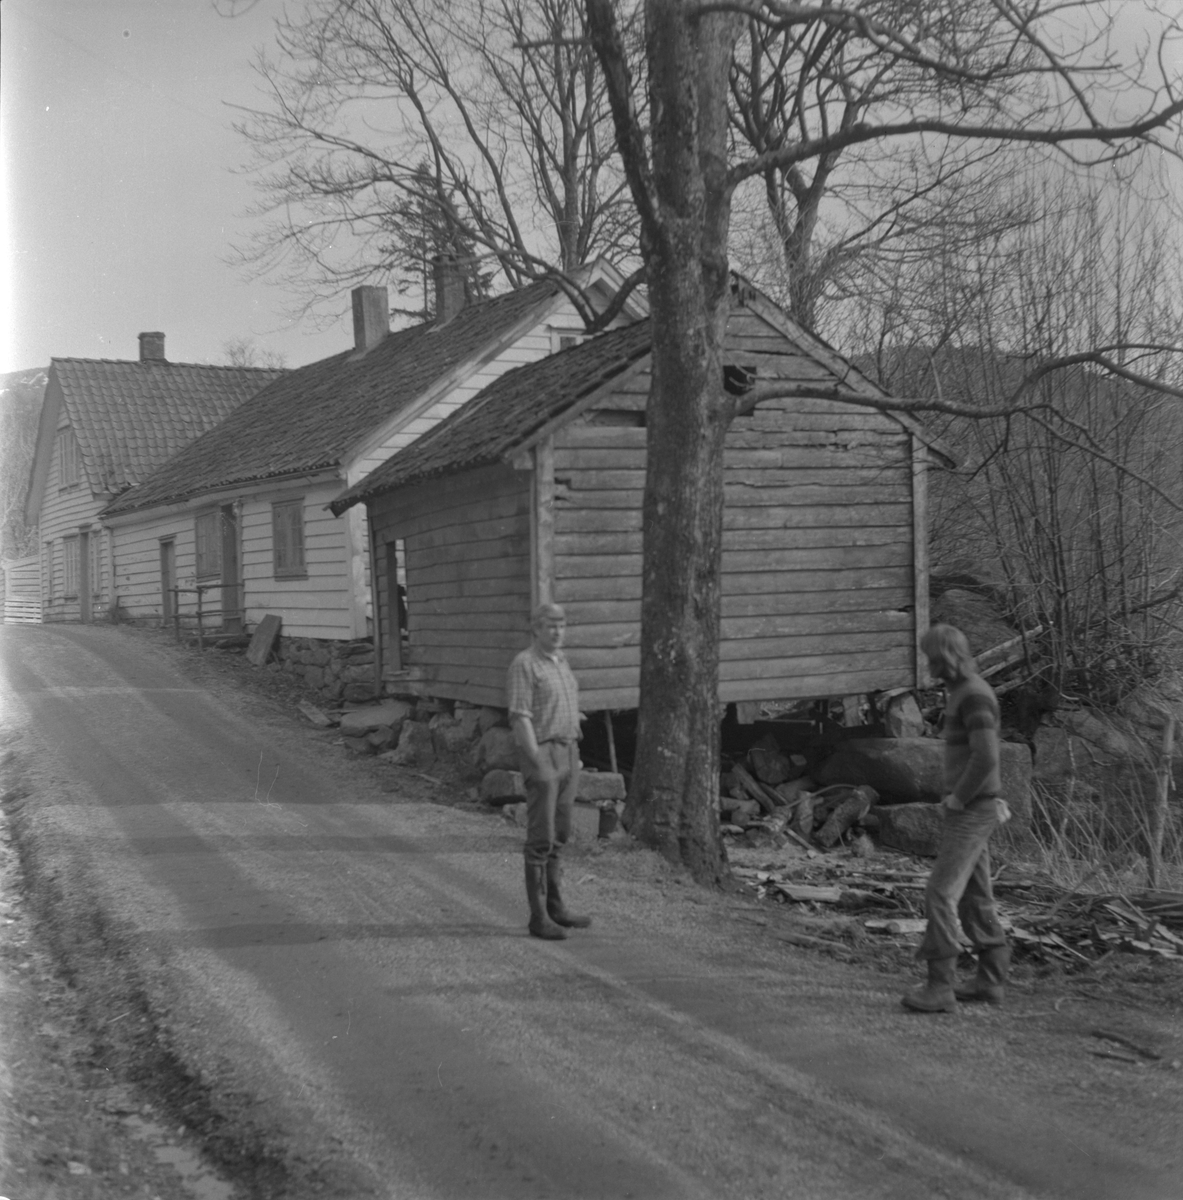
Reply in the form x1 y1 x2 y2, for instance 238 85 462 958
1149 714 1175 888
196 585 205 653
911 436 931 688
173 589 181 642
604 710 618 774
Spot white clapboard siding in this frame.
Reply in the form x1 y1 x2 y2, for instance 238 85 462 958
38 422 104 623
2 555 42 623
239 484 354 639
369 464 532 699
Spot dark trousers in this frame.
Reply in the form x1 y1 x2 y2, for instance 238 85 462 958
521 740 581 867
918 799 1009 961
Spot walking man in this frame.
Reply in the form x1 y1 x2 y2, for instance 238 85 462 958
903 623 1012 1012
508 603 591 940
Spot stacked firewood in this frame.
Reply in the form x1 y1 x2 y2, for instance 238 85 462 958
719 744 876 849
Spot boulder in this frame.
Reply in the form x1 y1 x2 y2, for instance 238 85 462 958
342 735 378 756
473 726 520 773
576 771 626 803
339 701 413 737
884 693 925 738
366 726 398 752
430 712 478 758
816 737 1033 823
479 769 527 804
343 682 379 703
478 706 508 733
386 720 435 767
873 803 944 857
748 745 795 786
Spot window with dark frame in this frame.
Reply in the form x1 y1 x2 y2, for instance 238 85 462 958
195 511 221 579
57 427 80 488
272 499 306 578
63 537 80 598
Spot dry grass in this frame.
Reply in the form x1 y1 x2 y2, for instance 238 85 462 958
1017 779 1183 893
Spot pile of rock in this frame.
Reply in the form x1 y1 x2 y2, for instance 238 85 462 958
302 697 627 809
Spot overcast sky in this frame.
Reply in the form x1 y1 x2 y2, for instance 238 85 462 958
1 0 350 374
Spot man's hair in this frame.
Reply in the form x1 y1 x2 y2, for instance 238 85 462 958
532 602 566 626
920 623 976 675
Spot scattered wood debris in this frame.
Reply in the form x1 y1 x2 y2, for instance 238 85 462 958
731 856 1183 966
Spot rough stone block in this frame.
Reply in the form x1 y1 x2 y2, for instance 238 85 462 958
576 771 626 803
873 803 944 857
884 693 926 738
478 706 508 733
339 701 413 737
479 769 526 804
341 663 377 684
454 706 483 742
303 666 325 688
473 726 520 773
342 735 377 756
815 737 1032 822
342 682 378 703
367 726 397 752
388 720 435 767
430 712 478 758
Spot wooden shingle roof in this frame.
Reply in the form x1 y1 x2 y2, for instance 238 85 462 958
53 357 282 495
103 279 566 516
331 322 653 513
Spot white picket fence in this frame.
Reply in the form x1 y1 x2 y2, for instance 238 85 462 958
2 555 42 623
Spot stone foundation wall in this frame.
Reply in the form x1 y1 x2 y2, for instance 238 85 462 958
266 635 381 703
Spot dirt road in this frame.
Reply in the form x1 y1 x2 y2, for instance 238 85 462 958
1 623 1181 1199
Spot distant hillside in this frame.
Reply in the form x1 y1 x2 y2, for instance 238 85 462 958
1 366 48 559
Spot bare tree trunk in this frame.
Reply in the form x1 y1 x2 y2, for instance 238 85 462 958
1148 715 1175 888
591 0 739 882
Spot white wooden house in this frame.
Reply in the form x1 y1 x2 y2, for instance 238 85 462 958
100 262 644 653
24 334 280 623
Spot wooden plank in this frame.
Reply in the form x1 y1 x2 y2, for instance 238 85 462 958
556 425 649 450
723 483 908 507
536 437 555 607
562 608 910 650
409 627 531 650
407 551 530 588
410 578 530 604
912 436 930 687
559 587 910 627
246 614 282 665
555 563 912 603
558 524 908 558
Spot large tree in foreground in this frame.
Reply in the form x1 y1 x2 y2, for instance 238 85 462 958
586 0 1183 882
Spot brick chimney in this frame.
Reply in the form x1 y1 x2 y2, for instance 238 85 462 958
351 286 390 353
138 332 166 362
432 254 467 326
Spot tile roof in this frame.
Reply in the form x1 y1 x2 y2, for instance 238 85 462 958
54 358 282 495
103 279 565 516
331 321 653 513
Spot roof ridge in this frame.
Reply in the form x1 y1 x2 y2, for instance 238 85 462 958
52 356 286 370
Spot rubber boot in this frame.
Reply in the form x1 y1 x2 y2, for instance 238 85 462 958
954 944 1011 1005
546 859 591 929
901 957 958 1013
525 862 567 940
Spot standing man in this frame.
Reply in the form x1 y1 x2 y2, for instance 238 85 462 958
507 603 591 940
903 623 1012 1013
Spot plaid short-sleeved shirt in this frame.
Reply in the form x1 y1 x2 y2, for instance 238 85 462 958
507 644 581 743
